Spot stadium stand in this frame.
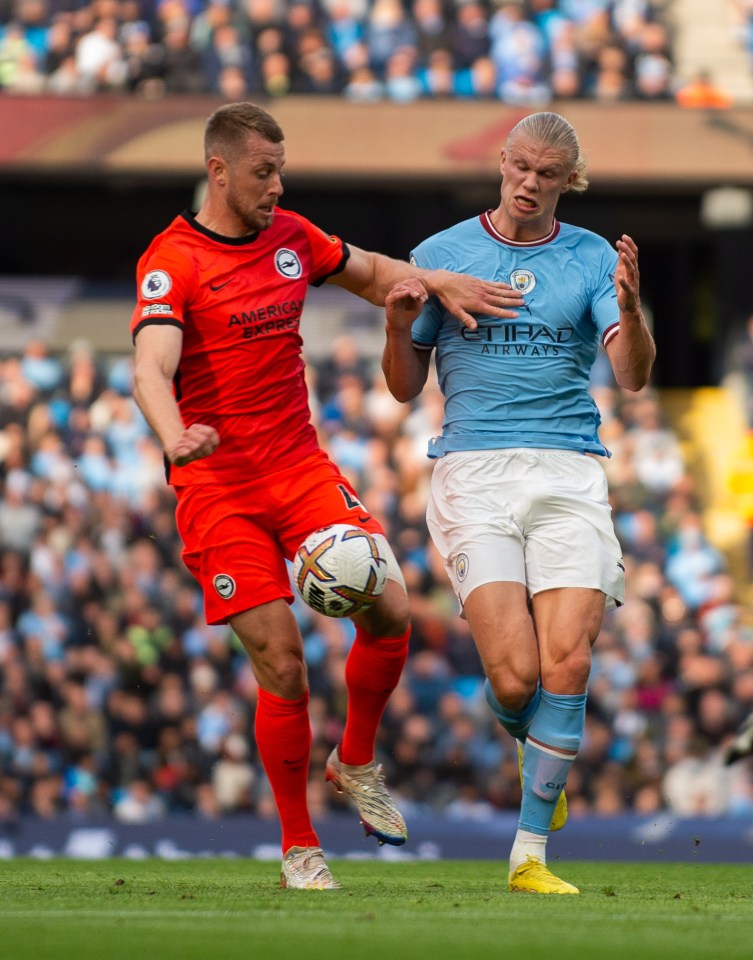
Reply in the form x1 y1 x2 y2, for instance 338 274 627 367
0 0 750 104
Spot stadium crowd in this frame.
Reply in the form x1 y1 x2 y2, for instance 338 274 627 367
0 0 719 105
0 325 752 829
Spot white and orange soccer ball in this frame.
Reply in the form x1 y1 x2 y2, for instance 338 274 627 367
293 524 388 618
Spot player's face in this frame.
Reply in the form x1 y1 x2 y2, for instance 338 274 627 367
496 135 575 240
224 133 286 233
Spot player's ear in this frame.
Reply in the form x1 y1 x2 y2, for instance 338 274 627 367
207 156 226 186
561 169 577 194
499 148 507 176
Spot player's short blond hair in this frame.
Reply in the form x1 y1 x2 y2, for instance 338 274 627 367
204 102 284 163
507 112 589 193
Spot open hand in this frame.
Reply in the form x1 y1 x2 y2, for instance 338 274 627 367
615 234 641 315
430 271 524 330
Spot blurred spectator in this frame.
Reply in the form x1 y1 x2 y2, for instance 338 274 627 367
0 471 40 553
211 732 256 812
75 16 126 91
202 22 253 93
366 0 417 74
113 777 167 822
411 0 451 65
450 0 489 69
662 737 733 816
490 1 551 106
676 69 734 109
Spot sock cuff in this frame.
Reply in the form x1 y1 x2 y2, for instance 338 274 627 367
257 687 310 715
485 678 540 734
539 688 587 708
355 625 411 651
529 688 587 752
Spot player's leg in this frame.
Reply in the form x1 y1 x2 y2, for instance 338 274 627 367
176 481 337 889
326 560 411 845
231 599 339 890
276 452 412 844
504 587 604 894
506 450 624 880
460 581 576 891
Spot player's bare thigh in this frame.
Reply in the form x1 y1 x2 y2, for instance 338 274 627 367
530 587 606 695
462 581 540 710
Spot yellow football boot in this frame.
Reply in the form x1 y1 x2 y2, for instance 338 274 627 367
508 856 580 895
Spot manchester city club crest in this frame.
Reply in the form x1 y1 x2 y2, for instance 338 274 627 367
509 269 536 294
455 553 469 582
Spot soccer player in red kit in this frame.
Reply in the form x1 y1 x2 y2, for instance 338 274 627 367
131 102 520 889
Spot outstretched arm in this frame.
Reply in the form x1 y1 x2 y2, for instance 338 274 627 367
133 325 220 466
605 234 656 391
381 279 433 402
328 244 523 330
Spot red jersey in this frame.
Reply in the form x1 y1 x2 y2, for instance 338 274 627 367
131 208 348 484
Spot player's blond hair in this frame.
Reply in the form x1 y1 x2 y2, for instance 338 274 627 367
204 102 284 163
507 112 589 193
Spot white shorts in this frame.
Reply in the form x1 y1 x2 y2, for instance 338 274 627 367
426 449 625 610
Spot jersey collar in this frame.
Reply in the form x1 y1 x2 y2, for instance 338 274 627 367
480 210 560 247
181 210 260 246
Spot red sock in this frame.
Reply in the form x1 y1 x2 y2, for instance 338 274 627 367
340 626 410 766
255 687 319 854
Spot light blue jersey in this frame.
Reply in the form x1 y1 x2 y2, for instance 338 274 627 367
410 212 620 457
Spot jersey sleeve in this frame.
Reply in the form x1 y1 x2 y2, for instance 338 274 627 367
408 241 443 349
130 237 196 342
590 241 620 347
282 209 349 285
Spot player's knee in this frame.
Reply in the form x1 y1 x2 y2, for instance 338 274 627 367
487 668 538 712
543 649 592 694
359 583 410 637
255 652 308 699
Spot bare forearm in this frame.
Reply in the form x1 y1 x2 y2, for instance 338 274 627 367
609 310 656 391
382 325 429 402
133 361 186 452
332 245 522 328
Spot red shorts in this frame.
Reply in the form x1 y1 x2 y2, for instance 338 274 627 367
175 449 385 624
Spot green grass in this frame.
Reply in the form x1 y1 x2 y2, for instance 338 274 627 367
1 859 752 960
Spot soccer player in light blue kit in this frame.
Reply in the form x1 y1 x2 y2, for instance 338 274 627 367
382 112 655 894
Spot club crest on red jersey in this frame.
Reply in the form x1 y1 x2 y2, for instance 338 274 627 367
275 248 302 279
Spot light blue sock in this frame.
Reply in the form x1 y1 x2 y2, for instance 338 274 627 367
519 688 586 836
484 678 540 741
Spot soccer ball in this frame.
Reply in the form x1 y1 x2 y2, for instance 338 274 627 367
293 524 388 618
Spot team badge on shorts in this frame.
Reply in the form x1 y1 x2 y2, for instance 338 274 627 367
274 248 302 279
213 574 236 599
509 269 536 294
141 270 172 299
455 553 469 582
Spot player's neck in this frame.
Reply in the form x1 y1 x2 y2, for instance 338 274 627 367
194 204 254 240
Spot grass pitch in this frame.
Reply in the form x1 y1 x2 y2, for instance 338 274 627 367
1 858 752 960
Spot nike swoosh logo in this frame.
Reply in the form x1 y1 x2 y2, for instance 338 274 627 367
283 756 308 766
357 514 371 523
209 278 233 291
